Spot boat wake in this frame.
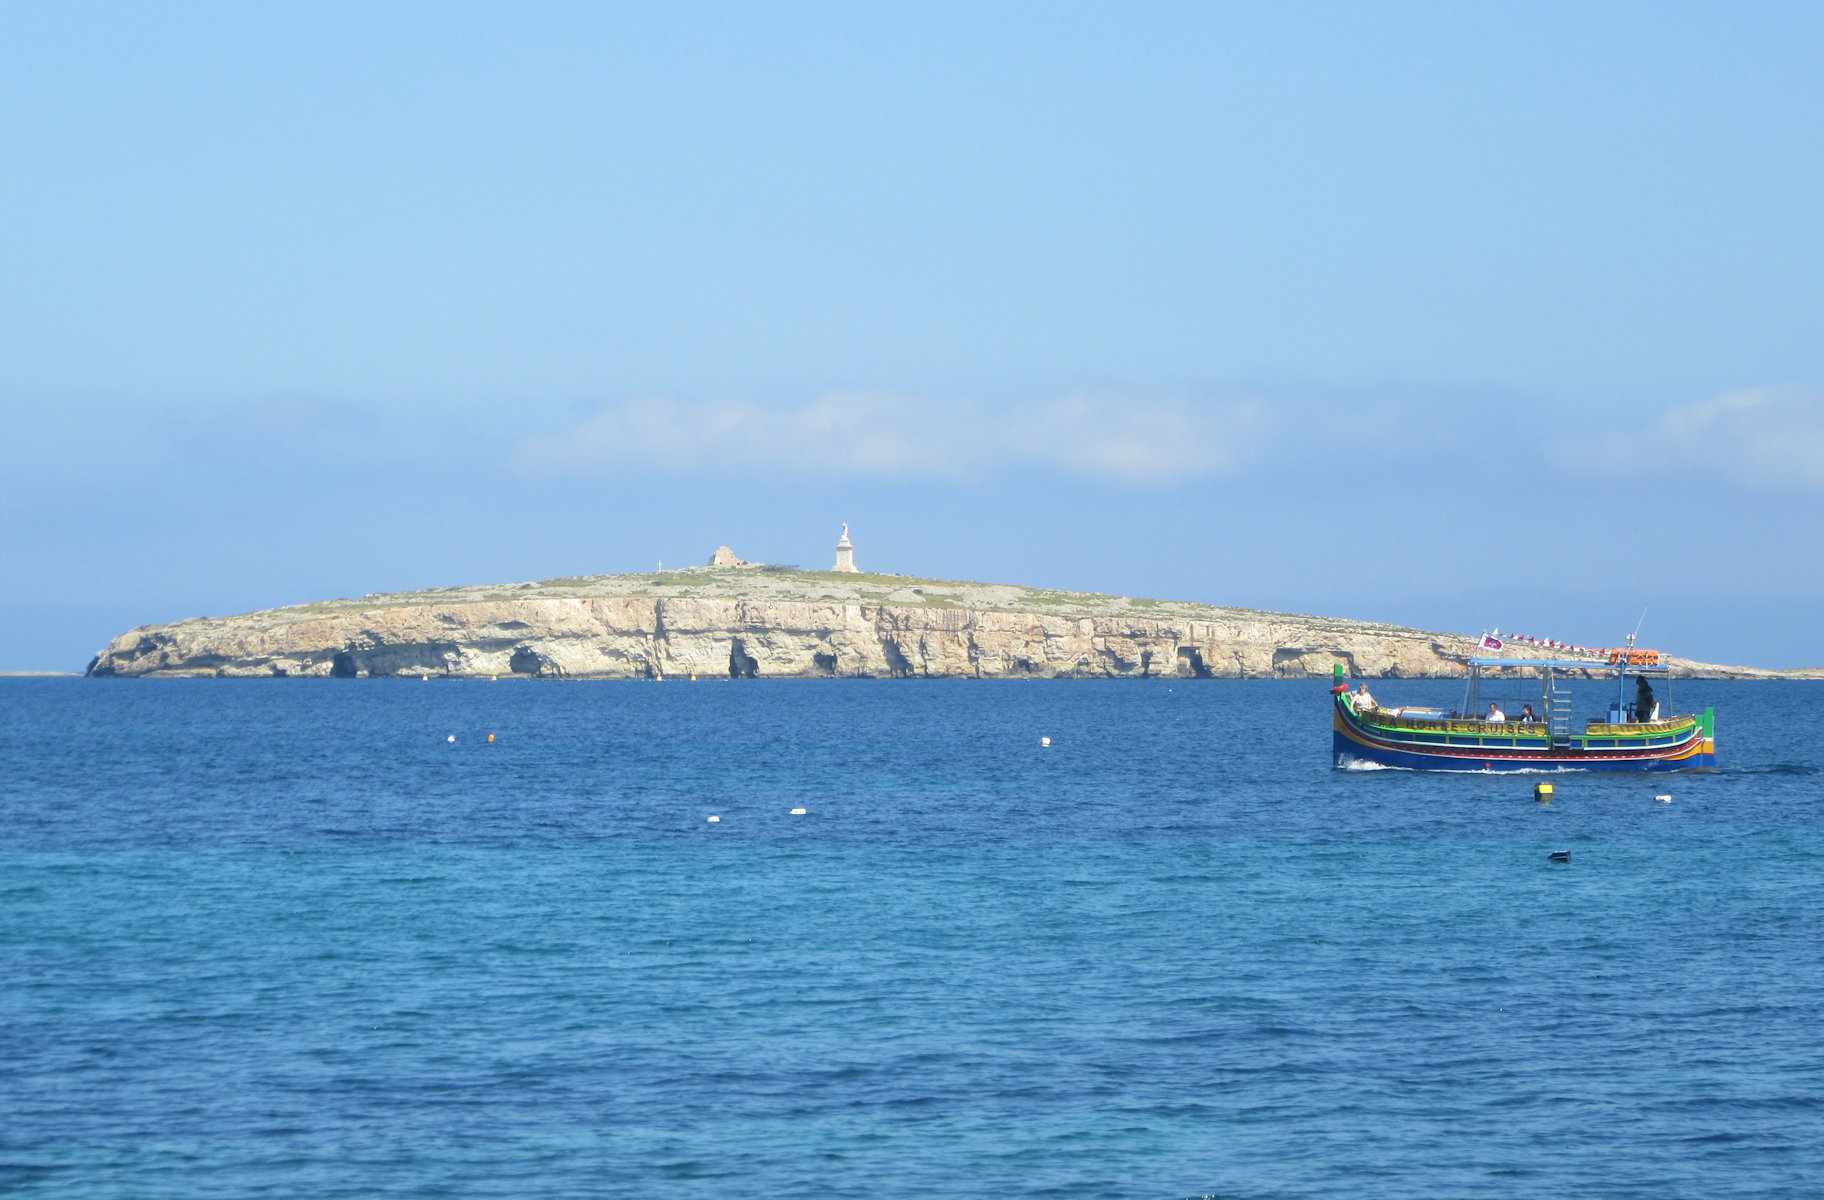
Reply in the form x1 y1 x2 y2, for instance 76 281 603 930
1336 754 1600 775
1336 757 1404 772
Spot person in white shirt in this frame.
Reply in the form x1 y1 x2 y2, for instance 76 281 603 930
1353 683 1378 711
1486 702 1506 722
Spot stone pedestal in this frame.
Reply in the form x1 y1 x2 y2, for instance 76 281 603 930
833 524 858 573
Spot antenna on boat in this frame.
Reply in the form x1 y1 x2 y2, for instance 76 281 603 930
1616 606 1650 718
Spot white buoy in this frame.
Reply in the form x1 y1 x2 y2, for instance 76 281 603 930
1040 737 1051 747
446 735 455 743
790 807 806 815
1656 793 1672 802
707 815 720 823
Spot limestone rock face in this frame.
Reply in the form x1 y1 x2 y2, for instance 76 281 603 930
87 567 1489 679
86 566 1770 679
88 597 1467 679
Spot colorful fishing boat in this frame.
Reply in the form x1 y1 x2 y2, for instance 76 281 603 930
1331 644 1715 773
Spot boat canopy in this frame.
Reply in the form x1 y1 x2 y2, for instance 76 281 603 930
1467 658 1669 673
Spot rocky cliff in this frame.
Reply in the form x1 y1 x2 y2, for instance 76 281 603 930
86 567 1774 680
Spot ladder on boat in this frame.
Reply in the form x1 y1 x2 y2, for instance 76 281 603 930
1548 678 1575 748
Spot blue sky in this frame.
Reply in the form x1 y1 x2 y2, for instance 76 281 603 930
3 2 1822 669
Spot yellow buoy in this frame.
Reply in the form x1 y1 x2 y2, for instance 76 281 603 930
487 733 495 743
1534 782 1553 803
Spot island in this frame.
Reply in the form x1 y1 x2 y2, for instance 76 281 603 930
86 548 1791 681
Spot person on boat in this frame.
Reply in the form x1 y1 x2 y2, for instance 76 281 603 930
1486 701 1506 722
1353 683 1378 711
1634 675 1657 723
1518 704 1537 722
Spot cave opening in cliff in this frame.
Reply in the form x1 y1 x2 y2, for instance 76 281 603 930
329 651 358 678
1272 647 1314 675
880 639 914 678
1176 646 1213 679
728 638 758 679
812 650 838 676
509 647 544 676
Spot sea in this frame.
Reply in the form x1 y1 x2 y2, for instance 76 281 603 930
3 676 1821 1199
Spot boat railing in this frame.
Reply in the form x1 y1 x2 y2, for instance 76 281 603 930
1353 702 1697 739
1583 714 1697 735
1357 710 1549 735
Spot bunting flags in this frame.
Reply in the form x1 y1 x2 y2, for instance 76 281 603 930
1501 632 1602 656
1483 631 1656 662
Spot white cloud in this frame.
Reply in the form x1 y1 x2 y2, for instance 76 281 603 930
511 392 1269 485
1572 386 1824 490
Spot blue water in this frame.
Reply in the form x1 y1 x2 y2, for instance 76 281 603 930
4 677 1822 1199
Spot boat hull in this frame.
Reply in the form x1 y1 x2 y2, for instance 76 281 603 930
1333 700 1715 773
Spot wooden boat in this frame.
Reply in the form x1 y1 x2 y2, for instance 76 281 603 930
1331 651 1715 773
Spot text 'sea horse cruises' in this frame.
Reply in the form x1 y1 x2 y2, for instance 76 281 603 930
1331 631 1716 773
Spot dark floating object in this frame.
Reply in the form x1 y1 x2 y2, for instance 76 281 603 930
1548 850 1571 862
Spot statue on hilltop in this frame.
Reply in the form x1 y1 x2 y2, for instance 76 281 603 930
833 524 858 573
